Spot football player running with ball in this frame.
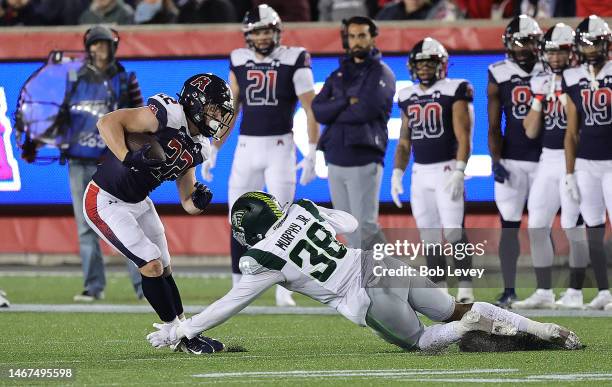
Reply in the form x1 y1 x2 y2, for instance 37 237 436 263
391 38 476 302
84 73 234 354
563 15 612 310
146 191 582 353
200 4 320 307
488 15 544 307
513 23 590 310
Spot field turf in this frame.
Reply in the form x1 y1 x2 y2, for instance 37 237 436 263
1 274 611 386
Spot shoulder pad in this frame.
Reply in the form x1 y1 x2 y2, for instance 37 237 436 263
562 67 585 87
488 60 519 84
230 48 254 67
434 78 468 96
275 46 307 66
295 198 323 220
148 93 187 130
398 85 417 103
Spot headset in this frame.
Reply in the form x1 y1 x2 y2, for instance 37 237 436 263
341 16 379 50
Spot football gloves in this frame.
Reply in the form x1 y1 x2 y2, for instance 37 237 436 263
123 144 163 171
297 144 317 186
192 182 213 211
201 145 218 182
492 161 510 184
445 170 465 201
391 168 405 208
147 322 183 349
564 173 580 202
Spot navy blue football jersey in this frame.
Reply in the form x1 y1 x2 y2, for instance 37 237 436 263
530 72 566 150
230 46 313 136
398 78 474 164
93 93 209 203
562 61 612 160
489 59 543 161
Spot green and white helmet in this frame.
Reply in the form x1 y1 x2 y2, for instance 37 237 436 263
231 191 284 247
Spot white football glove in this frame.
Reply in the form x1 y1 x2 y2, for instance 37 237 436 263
297 143 317 186
531 75 551 96
564 173 580 202
146 322 184 349
200 145 218 182
445 170 465 201
391 168 405 208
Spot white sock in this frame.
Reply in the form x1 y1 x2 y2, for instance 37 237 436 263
232 273 242 286
470 302 531 332
418 322 462 351
275 285 293 298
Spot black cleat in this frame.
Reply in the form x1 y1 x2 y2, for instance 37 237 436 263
199 336 225 352
495 290 518 309
175 336 214 355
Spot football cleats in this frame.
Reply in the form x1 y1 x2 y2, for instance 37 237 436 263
540 23 575 74
242 4 282 56
575 15 611 66
408 37 448 87
503 15 542 69
177 73 235 140
83 25 119 61
231 191 284 247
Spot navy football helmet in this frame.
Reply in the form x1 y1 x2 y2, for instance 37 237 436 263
177 73 234 140
575 15 611 66
242 4 282 56
503 15 542 68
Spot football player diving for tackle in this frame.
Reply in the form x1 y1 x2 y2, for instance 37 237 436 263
487 15 544 307
200 4 320 307
563 15 612 310
146 191 582 353
84 73 234 354
391 37 476 303
515 23 590 310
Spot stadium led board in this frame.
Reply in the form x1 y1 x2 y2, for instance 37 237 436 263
0 54 502 205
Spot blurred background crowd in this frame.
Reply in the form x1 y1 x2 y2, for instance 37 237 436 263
0 0 609 27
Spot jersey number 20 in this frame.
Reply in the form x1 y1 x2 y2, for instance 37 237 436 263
289 222 347 282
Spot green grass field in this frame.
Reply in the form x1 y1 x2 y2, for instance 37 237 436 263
1 274 611 386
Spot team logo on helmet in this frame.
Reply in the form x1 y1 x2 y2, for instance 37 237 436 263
189 76 212 92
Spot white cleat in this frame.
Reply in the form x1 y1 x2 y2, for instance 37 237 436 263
538 323 583 350
586 290 612 310
275 286 296 307
459 310 517 336
456 286 474 303
555 288 584 310
0 289 9 308
511 289 555 309
604 302 612 311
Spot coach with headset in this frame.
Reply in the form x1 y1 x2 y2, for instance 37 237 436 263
22 25 144 302
312 16 396 250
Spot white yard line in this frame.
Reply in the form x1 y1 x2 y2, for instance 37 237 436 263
1 303 611 317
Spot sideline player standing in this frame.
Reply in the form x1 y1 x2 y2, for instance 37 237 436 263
391 38 475 302
201 4 320 306
146 191 582 353
513 23 590 310
563 15 612 310
84 73 234 353
487 15 543 307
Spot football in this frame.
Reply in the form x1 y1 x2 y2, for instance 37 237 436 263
125 132 166 163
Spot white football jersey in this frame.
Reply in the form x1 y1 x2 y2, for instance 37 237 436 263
240 199 369 324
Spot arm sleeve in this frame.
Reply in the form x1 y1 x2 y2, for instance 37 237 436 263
312 77 350 125
146 96 168 131
454 81 474 103
180 270 284 339
334 65 396 124
293 68 315 96
317 205 359 235
128 72 144 108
